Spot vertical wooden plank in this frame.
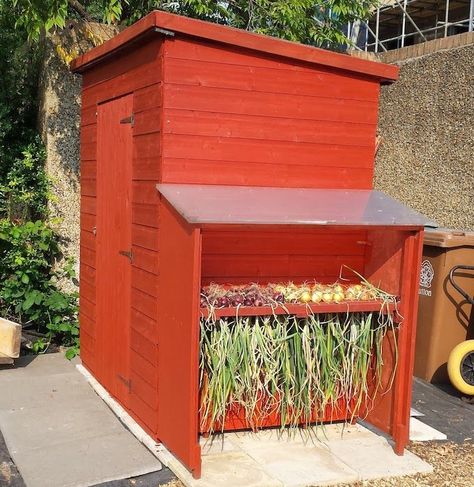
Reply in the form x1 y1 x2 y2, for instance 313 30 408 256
364 229 424 452
96 94 134 408
392 229 424 454
157 199 202 478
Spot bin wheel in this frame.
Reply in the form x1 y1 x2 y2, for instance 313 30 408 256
448 340 474 396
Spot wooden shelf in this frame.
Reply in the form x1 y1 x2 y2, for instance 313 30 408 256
200 300 397 319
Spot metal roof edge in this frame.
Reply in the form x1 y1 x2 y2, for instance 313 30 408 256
71 11 399 82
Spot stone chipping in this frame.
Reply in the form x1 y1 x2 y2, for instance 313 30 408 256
38 37 82 283
375 43 474 231
37 24 117 289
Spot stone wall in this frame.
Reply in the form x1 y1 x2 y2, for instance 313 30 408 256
37 24 116 284
374 39 474 230
38 36 82 278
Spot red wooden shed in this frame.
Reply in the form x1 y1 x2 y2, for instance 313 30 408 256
72 11 432 479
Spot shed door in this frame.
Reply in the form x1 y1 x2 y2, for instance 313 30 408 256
96 94 133 408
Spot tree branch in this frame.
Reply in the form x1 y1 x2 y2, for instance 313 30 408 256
68 0 92 21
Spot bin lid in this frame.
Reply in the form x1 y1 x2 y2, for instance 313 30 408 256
157 184 436 227
424 228 474 248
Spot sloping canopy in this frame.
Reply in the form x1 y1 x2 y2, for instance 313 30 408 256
157 184 436 227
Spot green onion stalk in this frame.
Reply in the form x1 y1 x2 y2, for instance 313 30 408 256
199 305 398 435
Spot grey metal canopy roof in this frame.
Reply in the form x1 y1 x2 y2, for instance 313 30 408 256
157 184 436 227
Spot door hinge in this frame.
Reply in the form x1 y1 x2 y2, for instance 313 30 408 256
120 113 134 127
117 374 131 390
119 249 133 263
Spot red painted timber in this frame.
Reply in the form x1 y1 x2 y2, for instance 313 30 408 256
72 10 420 479
201 397 362 434
164 55 379 101
162 161 373 189
163 110 376 148
200 301 397 319
95 94 133 408
157 200 202 478
71 11 399 82
163 85 379 124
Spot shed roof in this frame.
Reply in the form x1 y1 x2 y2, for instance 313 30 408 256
157 184 435 227
71 11 398 82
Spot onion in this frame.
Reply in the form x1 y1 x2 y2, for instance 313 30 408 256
322 292 333 303
311 291 323 303
345 291 356 301
333 292 344 303
300 291 312 303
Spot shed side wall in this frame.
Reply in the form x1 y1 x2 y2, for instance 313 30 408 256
161 35 382 288
161 36 380 189
201 228 368 285
80 37 163 437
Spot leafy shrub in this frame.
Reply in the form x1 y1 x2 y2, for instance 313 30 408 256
0 132 79 358
0 219 79 356
0 139 51 220
0 6 79 357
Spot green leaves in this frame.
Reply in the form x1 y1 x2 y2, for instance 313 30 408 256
0 5 79 359
200 310 397 435
0 219 79 351
6 0 378 50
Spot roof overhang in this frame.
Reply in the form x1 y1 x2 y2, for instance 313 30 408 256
71 11 399 83
156 184 436 228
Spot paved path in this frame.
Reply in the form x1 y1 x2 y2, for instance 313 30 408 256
412 377 474 443
2 354 466 487
0 354 163 487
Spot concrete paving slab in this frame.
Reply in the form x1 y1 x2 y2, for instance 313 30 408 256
0 354 76 379
200 435 240 456
245 443 358 487
0 401 124 453
170 422 430 487
173 451 282 487
409 417 447 442
0 372 90 410
11 431 160 487
326 436 433 481
410 407 424 417
0 353 161 487
230 423 374 451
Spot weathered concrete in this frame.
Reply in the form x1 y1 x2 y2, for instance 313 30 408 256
0 353 161 487
169 424 432 487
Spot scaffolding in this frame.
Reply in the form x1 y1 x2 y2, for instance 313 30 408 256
354 0 474 52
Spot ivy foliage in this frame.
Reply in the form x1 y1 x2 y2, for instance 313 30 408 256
0 4 79 358
9 0 377 49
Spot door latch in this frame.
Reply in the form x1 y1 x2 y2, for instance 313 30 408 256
120 113 134 127
118 249 133 263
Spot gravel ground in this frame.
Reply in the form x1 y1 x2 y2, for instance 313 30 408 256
336 441 474 487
